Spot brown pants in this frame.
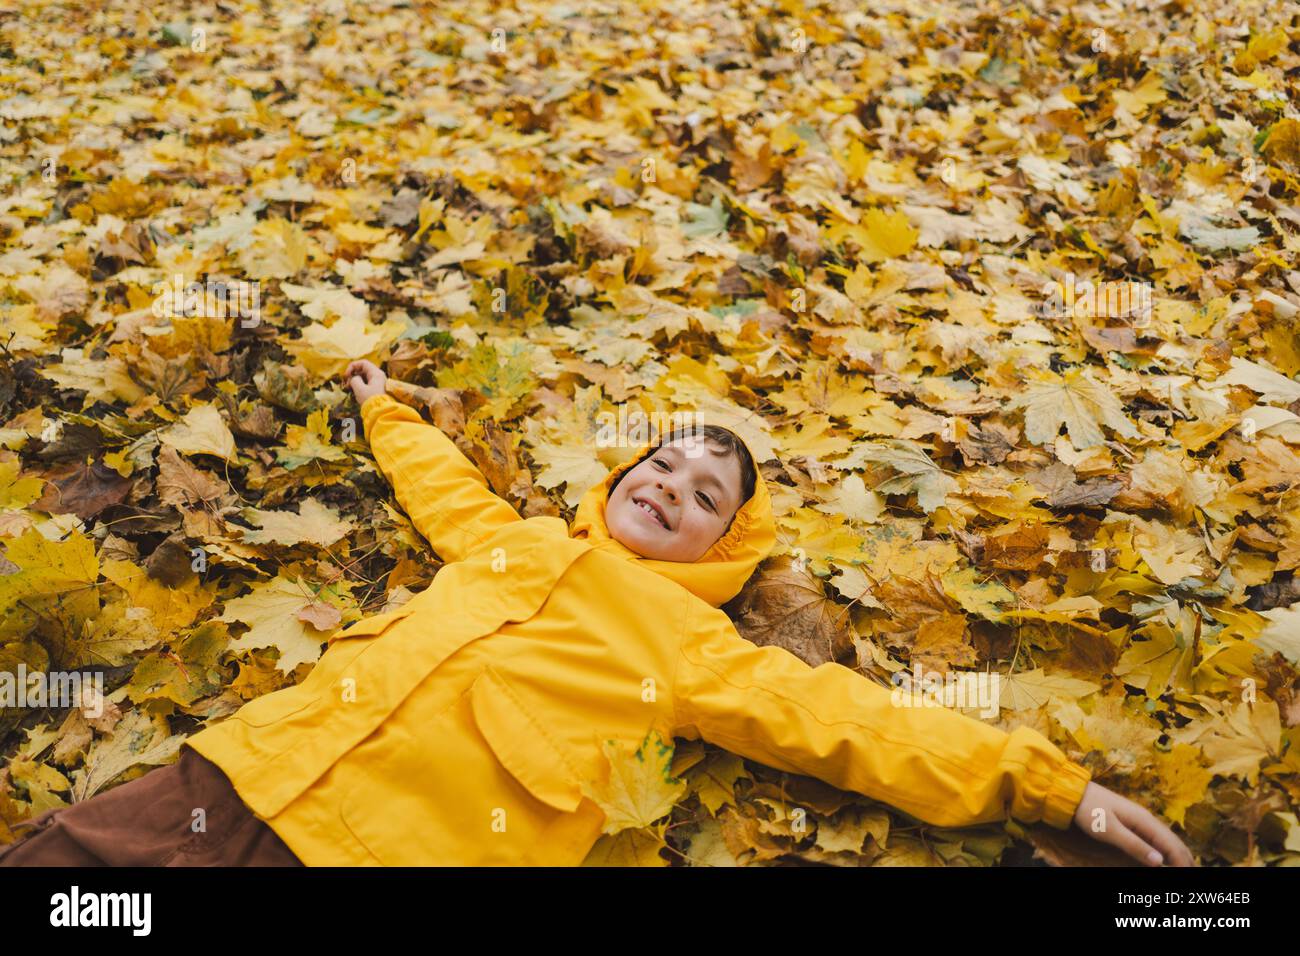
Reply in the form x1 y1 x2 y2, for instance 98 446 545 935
0 745 302 867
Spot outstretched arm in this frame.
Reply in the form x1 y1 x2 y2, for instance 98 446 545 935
673 604 1088 829
672 604 1194 864
347 360 522 563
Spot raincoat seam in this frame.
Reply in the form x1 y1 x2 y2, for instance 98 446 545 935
485 668 584 788
670 675 981 816
679 641 1022 788
998 729 1072 793
230 695 322 730
675 717 961 817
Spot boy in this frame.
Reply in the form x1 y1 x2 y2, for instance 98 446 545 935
0 360 1193 867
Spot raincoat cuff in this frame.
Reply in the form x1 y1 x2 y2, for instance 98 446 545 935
1040 758 1092 830
360 392 400 426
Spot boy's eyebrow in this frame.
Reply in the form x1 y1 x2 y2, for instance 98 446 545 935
659 443 733 511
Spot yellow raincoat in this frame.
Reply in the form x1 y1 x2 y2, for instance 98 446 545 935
184 393 1092 865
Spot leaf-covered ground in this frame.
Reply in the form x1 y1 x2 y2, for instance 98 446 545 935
2 0 1300 866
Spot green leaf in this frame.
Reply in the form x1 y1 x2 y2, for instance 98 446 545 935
682 197 730 239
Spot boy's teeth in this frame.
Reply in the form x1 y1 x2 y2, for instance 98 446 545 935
637 500 666 528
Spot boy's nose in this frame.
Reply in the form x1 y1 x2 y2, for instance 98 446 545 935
657 480 676 502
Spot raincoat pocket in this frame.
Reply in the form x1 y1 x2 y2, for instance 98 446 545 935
337 669 588 865
468 665 584 814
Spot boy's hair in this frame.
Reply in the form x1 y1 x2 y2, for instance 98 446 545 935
609 424 758 531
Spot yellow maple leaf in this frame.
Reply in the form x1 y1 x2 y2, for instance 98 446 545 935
1168 698 1281 785
281 312 407 380
678 816 740 866
582 730 687 837
334 221 392 246
1149 745 1213 828
0 303 53 353
277 409 348 470
160 404 238 462
618 77 675 128
526 437 608 508
998 668 1102 712
1113 71 1168 118
0 528 102 647
239 217 310 280
1115 615 1198 698
0 528 99 614
773 414 854 461
1010 368 1138 450
218 574 341 673
772 361 872 419
70 708 184 802
813 472 885 524
848 207 919 263
240 497 354 546
40 347 146 408
777 507 869 575
1074 694 1163 774
280 282 370 322
100 558 215 635
1257 605 1300 664
843 439 958 513
0 457 44 508
580 828 669 866
71 597 159 667
1132 517 1208 586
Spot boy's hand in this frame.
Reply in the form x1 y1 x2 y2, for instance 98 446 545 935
345 359 387 405
1072 781 1196 866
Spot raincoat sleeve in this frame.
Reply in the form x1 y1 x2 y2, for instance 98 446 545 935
672 603 1092 830
360 392 522 562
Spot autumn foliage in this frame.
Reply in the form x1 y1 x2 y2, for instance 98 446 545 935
1 0 1299 865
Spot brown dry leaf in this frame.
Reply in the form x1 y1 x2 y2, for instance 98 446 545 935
297 601 342 632
871 572 977 668
724 555 855 667
156 446 231 509
957 422 1019 465
31 458 133 520
982 524 1052 572
1028 462 1121 509
1027 824 1133 867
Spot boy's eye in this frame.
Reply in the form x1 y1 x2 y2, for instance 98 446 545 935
698 491 715 512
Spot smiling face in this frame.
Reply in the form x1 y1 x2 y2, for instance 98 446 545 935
606 437 745 563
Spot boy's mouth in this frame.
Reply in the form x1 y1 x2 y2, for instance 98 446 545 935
632 497 670 530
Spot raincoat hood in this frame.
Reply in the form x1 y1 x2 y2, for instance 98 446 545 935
569 425 776 607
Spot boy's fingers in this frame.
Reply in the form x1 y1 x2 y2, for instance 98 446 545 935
1130 810 1195 867
1110 821 1163 866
